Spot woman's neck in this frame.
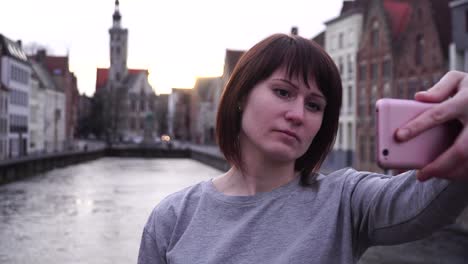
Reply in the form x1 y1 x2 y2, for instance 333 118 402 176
213 148 297 196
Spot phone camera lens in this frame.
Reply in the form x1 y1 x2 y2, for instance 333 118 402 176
383 149 389 156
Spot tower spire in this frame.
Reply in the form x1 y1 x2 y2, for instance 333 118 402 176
112 0 122 26
109 0 128 82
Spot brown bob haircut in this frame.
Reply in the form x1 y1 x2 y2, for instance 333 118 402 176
216 33 342 186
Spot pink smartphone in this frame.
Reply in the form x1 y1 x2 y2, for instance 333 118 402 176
376 98 459 170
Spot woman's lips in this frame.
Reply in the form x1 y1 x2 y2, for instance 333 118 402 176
275 129 300 142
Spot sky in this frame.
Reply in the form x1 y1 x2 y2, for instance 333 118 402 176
0 0 344 96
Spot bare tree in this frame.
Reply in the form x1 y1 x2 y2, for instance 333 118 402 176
23 42 54 56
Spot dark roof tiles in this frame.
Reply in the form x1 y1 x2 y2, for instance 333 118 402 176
95 68 149 91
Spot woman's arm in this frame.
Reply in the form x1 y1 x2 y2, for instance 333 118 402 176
348 169 468 249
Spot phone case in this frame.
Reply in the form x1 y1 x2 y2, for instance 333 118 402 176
376 98 458 170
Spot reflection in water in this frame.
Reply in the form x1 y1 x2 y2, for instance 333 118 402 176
0 158 220 264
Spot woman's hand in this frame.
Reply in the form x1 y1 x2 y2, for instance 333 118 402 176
395 71 468 182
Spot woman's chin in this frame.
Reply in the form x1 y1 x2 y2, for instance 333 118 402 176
262 144 304 163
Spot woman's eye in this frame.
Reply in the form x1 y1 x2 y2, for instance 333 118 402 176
306 102 322 112
274 88 290 98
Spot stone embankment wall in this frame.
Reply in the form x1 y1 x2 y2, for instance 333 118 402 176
0 145 229 185
0 150 104 185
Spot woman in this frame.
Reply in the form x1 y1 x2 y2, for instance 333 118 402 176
138 33 468 263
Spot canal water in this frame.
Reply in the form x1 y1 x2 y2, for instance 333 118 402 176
1 157 468 263
0 158 221 264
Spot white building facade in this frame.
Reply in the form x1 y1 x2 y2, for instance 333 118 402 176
0 35 31 158
0 85 8 159
28 72 45 154
43 87 66 152
324 8 363 168
123 72 157 142
29 60 66 153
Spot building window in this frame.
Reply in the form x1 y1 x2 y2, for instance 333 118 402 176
130 118 135 130
358 86 366 116
140 99 145 111
417 8 423 19
359 64 367 82
338 123 343 149
408 79 419 99
359 136 366 162
9 114 28 133
466 10 468 33
10 89 28 106
348 85 353 113
0 118 7 135
347 55 353 80
371 63 378 81
348 29 354 47
383 83 391 98
53 69 62 75
10 65 29 85
338 33 344 49
371 20 379 48
116 46 121 55
30 106 38 123
131 99 136 112
370 85 377 123
338 57 343 76
415 34 424 65
140 117 145 130
383 60 391 80
396 81 405 98
347 122 353 150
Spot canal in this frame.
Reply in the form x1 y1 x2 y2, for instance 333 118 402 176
0 158 221 264
1 156 468 263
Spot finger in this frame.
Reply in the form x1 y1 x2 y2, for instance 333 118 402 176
414 71 465 103
417 129 468 181
419 160 468 182
396 94 465 141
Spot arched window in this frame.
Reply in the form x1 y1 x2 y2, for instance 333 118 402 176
415 34 424 65
371 20 379 48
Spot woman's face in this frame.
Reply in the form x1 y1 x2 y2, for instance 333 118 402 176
239 67 326 163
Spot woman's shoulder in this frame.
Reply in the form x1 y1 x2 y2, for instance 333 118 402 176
154 180 208 214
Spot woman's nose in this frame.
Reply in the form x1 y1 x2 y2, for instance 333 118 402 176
284 100 304 125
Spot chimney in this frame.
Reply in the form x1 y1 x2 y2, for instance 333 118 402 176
36 49 47 64
16 40 22 47
291 27 298 36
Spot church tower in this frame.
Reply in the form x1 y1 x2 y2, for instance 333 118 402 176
109 0 128 83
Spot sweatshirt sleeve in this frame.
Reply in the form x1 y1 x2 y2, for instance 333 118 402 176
137 203 175 264
137 227 167 264
347 169 468 249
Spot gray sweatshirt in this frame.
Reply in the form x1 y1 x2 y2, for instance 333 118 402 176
138 168 468 264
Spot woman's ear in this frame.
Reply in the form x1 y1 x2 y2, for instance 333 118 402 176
238 96 247 112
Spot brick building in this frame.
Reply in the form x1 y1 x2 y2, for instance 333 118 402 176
41 54 79 147
356 0 451 172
